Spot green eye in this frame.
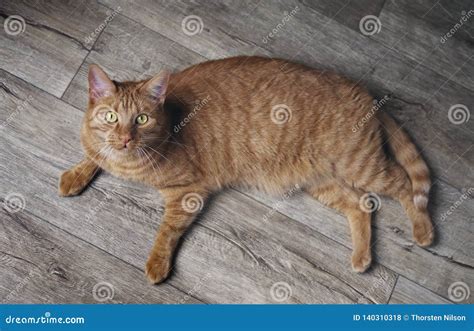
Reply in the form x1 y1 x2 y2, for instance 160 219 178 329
136 114 148 125
105 111 118 123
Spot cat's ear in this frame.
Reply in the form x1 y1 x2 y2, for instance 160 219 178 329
141 71 170 104
88 64 116 102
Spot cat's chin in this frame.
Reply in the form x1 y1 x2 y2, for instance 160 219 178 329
105 147 137 161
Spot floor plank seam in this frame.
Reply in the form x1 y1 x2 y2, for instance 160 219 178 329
59 9 112 100
60 53 90 101
386 275 399 303
0 69 77 110
111 11 210 60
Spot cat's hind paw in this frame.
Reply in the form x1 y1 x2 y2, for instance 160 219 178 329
145 255 171 284
351 251 372 273
413 221 434 247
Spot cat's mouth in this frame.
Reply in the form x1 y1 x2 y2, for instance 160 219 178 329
100 142 137 161
111 146 136 156
114 145 132 151
109 140 136 152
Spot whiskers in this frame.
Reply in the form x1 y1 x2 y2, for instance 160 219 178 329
142 144 171 163
85 141 115 166
96 144 114 167
141 134 187 149
88 138 170 181
136 145 164 179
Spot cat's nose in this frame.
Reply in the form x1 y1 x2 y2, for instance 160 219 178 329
122 134 132 148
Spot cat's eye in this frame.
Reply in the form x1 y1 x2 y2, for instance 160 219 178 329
105 111 118 123
136 114 148 125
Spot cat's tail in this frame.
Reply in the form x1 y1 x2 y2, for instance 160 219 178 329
378 112 430 210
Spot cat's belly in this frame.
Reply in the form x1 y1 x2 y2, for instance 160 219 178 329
223 158 321 195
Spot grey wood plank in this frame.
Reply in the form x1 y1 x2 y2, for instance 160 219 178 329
98 0 383 80
373 0 474 92
400 0 474 44
301 0 386 33
98 0 271 60
389 277 451 304
1 0 112 50
241 178 474 303
0 209 200 304
1 69 397 303
61 13 207 109
0 0 112 97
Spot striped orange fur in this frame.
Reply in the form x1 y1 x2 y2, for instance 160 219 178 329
59 56 434 283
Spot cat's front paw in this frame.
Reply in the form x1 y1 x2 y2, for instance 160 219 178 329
145 255 171 284
58 170 85 197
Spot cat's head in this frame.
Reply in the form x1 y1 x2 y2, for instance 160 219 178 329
81 65 170 162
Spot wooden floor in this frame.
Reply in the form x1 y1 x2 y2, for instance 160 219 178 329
1 0 473 304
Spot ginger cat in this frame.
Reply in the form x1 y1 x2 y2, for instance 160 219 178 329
59 56 433 284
